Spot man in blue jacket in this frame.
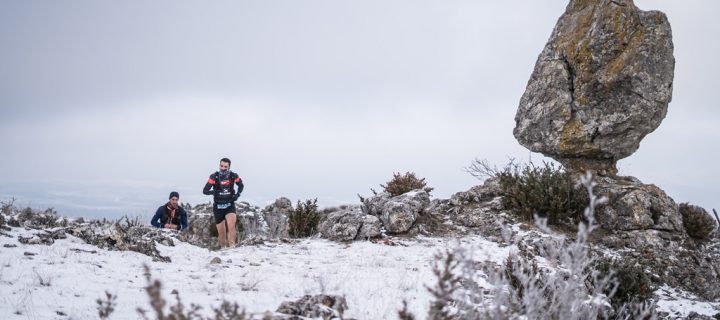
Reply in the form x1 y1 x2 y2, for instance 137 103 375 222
151 191 188 231
203 157 244 248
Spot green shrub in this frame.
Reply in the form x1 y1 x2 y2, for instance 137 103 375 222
381 172 434 197
595 260 654 307
288 199 320 238
490 161 588 229
679 203 716 241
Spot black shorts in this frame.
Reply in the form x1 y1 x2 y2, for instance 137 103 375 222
213 202 236 224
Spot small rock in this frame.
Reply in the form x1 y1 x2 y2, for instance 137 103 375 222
3 244 17 248
171 289 178 294
276 294 348 319
210 257 222 264
23 252 36 256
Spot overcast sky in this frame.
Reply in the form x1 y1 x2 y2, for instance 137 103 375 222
1 0 718 219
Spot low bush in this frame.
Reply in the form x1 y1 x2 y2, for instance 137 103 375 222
381 172 434 197
288 199 320 238
595 259 654 307
468 159 589 229
679 203 716 241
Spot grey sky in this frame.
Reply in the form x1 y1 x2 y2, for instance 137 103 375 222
1 1 718 218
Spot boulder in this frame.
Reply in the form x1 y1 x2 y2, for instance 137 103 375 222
514 0 674 174
361 192 391 216
380 190 430 233
262 198 292 239
318 206 382 241
357 214 382 240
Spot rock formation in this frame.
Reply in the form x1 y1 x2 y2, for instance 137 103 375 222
509 0 720 300
318 206 382 241
362 190 431 234
514 0 675 175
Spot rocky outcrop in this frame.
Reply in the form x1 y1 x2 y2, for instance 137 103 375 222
180 200 290 248
17 229 67 245
594 228 720 300
67 223 174 262
514 0 675 174
318 206 382 241
594 175 683 232
443 178 516 242
2 205 174 261
262 198 292 239
582 175 719 300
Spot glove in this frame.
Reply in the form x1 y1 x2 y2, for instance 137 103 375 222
233 193 240 201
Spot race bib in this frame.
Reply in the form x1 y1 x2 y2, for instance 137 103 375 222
217 203 231 210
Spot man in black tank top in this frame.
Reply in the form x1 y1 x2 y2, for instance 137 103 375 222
203 157 244 248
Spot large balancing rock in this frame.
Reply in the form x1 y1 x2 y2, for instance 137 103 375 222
514 0 674 175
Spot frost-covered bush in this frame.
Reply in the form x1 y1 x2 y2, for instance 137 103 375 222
381 172 434 197
679 202 716 241
288 199 320 238
412 173 656 320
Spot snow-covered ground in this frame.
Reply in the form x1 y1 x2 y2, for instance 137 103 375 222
0 227 510 319
1 225 718 319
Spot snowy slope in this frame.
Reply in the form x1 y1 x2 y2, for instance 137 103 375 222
1 224 718 319
0 226 510 319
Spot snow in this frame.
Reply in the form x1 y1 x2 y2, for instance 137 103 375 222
0 227 508 319
655 285 720 318
1 226 718 319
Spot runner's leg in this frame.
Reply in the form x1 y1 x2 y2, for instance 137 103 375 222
216 222 227 248
226 212 237 247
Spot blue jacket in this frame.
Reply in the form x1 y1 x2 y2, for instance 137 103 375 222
150 203 188 231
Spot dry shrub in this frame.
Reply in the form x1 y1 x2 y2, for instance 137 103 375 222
381 172 434 197
97 291 117 319
97 265 249 320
